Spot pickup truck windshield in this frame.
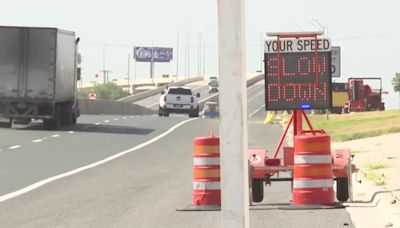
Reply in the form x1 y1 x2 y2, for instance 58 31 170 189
168 88 192 95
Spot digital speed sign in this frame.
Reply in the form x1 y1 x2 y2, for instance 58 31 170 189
264 38 332 110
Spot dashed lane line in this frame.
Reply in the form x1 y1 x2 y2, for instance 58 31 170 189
9 145 21 150
0 118 197 203
249 104 266 117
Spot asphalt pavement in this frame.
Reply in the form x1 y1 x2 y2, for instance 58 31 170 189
0 79 355 227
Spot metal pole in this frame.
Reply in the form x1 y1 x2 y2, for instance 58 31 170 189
260 34 263 72
134 58 137 80
102 44 106 84
188 30 191 77
218 0 249 227
127 54 131 93
198 31 201 76
185 32 188 78
203 39 206 76
176 31 179 80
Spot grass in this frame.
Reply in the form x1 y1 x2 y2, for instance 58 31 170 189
306 110 400 142
362 162 390 186
364 170 387 186
363 162 391 170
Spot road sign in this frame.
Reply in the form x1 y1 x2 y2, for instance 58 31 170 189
331 46 341 77
264 37 332 110
133 47 173 62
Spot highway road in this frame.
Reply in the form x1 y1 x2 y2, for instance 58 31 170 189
0 79 354 227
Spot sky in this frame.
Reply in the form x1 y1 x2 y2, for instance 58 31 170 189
1 0 400 109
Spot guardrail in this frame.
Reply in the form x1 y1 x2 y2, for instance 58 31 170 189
117 76 204 103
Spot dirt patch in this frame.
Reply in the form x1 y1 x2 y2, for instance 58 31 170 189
333 133 400 228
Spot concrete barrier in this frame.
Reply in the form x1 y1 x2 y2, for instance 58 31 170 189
117 76 204 103
78 99 156 115
78 74 263 116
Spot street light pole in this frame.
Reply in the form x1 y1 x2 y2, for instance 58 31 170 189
127 54 131 93
176 31 179 80
250 27 264 72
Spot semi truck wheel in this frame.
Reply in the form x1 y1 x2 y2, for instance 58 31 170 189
252 179 264 203
44 106 62 130
61 105 73 126
336 177 349 202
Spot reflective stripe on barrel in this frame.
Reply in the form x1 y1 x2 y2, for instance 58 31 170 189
293 131 334 205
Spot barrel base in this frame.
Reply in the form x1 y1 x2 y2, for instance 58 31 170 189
193 189 221 206
293 188 334 205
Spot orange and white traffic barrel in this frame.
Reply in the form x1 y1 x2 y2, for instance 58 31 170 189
293 130 334 205
193 134 221 206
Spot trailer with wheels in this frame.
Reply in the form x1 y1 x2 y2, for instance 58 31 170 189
0 26 81 129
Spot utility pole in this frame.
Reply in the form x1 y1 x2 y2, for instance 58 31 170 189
203 39 206 75
188 30 191 77
176 31 179 80
102 44 106 84
127 54 131 93
218 0 249 227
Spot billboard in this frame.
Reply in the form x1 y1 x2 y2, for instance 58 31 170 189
264 38 332 110
134 47 173 62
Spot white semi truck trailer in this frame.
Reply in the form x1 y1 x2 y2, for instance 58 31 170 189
0 26 81 129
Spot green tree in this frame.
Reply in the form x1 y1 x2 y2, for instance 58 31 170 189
91 83 130 100
393 73 400 108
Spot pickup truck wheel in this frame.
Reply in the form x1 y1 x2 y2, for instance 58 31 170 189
252 179 264 203
164 112 169 117
189 108 199 118
159 107 165 117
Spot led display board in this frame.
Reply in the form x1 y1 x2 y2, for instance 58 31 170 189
264 38 332 110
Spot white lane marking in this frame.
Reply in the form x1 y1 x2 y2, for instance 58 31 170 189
51 134 60 138
104 120 110 123
9 145 21 150
68 131 75 134
113 118 119 121
248 92 264 103
122 117 127 120
32 139 43 143
94 122 101 125
0 118 197 203
249 104 265 117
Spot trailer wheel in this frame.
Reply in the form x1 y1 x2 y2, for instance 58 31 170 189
44 106 62 130
61 106 73 126
252 179 264 203
336 177 349 202
71 113 77 124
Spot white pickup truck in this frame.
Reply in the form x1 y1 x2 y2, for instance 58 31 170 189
159 86 200 117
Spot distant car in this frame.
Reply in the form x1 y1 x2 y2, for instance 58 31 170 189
202 101 219 118
209 76 218 82
159 86 200 117
208 80 219 93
